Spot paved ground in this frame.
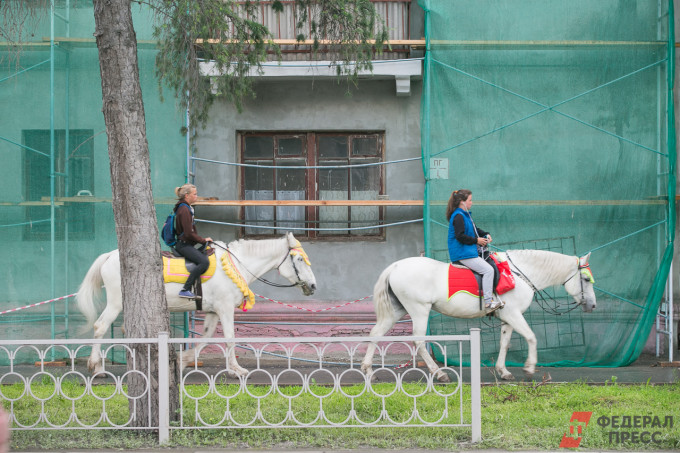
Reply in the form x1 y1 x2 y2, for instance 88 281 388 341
6 351 678 385
175 351 680 385
493 352 679 385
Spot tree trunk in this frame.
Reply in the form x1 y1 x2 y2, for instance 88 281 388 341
93 0 179 429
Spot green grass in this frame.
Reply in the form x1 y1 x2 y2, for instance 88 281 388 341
4 381 680 451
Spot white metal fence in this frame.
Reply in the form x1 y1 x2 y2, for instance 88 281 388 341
0 330 481 443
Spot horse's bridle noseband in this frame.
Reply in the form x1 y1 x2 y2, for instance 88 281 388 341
274 249 305 287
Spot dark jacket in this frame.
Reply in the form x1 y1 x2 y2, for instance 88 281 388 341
174 202 207 245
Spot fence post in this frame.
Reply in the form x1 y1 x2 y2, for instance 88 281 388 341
470 328 481 443
158 332 169 444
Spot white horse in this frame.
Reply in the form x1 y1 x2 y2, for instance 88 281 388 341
361 250 596 381
77 232 316 377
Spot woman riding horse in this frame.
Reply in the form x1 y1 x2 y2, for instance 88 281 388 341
173 184 213 299
447 189 501 311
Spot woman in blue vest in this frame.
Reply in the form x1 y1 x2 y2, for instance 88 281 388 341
174 184 213 299
446 189 502 311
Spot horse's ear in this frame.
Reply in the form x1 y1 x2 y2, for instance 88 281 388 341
286 231 297 247
580 252 591 266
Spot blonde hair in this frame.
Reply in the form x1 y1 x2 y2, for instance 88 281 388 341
175 184 196 200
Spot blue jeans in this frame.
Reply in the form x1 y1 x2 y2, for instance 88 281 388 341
174 241 209 291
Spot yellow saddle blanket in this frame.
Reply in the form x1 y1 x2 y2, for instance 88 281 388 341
162 253 217 284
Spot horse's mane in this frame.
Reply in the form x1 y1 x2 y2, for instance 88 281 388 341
225 235 288 258
506 249 571 261
505 249 577 287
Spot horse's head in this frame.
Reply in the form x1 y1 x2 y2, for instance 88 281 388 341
278 232 317 296
563 252 597 313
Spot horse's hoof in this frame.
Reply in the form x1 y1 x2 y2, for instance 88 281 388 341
361 367 376 382
501 372 515 381
361 366 376 382
436 372 451 383
227 368 248 379
89 366 106 378
523 369 535 379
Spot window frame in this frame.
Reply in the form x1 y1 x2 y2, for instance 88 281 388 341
239 131 385 240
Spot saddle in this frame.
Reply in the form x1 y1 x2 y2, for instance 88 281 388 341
449 253 515 309
161 247 215 273
161 247 216 307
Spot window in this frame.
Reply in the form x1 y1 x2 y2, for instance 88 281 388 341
23 129 95 241
240 132 384 238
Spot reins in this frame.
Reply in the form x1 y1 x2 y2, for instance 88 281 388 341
210 241 300 288
505 252 583 315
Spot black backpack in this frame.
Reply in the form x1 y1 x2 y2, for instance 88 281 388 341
161 203 189 247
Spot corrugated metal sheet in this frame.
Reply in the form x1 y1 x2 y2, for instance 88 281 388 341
229 1 411 61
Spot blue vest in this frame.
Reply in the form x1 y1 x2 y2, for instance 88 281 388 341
448 208 478 262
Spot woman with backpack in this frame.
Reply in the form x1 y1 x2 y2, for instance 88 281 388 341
174 184 213 299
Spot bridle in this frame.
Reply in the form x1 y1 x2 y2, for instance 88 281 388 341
506 252 592 315
211 241 307 289
273 247 307 286
562 258 595 307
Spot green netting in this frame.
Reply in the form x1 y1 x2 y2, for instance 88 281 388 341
420 0 676 367
0 1 188 364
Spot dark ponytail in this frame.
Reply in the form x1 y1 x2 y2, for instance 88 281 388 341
446 189 472 221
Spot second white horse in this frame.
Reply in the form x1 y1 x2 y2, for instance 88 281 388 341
361 250 597 381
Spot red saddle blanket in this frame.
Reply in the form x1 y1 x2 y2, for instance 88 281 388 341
448 254 516 299
448 265 480 298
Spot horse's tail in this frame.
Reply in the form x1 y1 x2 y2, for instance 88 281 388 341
372 261 401 322
77 251 114 330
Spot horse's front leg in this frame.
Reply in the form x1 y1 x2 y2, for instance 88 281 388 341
498 314 537 379
216 309 248 378
179 313 219 373
495 322 515 380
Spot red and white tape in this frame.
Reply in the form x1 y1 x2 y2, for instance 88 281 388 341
1 293 371 316
254 293 371 312
0 293 76 316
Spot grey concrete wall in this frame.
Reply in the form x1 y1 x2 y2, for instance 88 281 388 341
194 77 424 302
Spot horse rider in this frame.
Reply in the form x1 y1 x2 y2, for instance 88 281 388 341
446 189 501 311
173 184 213 299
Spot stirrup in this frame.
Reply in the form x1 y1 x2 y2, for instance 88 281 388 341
485 299 504 312
179 289 201 299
